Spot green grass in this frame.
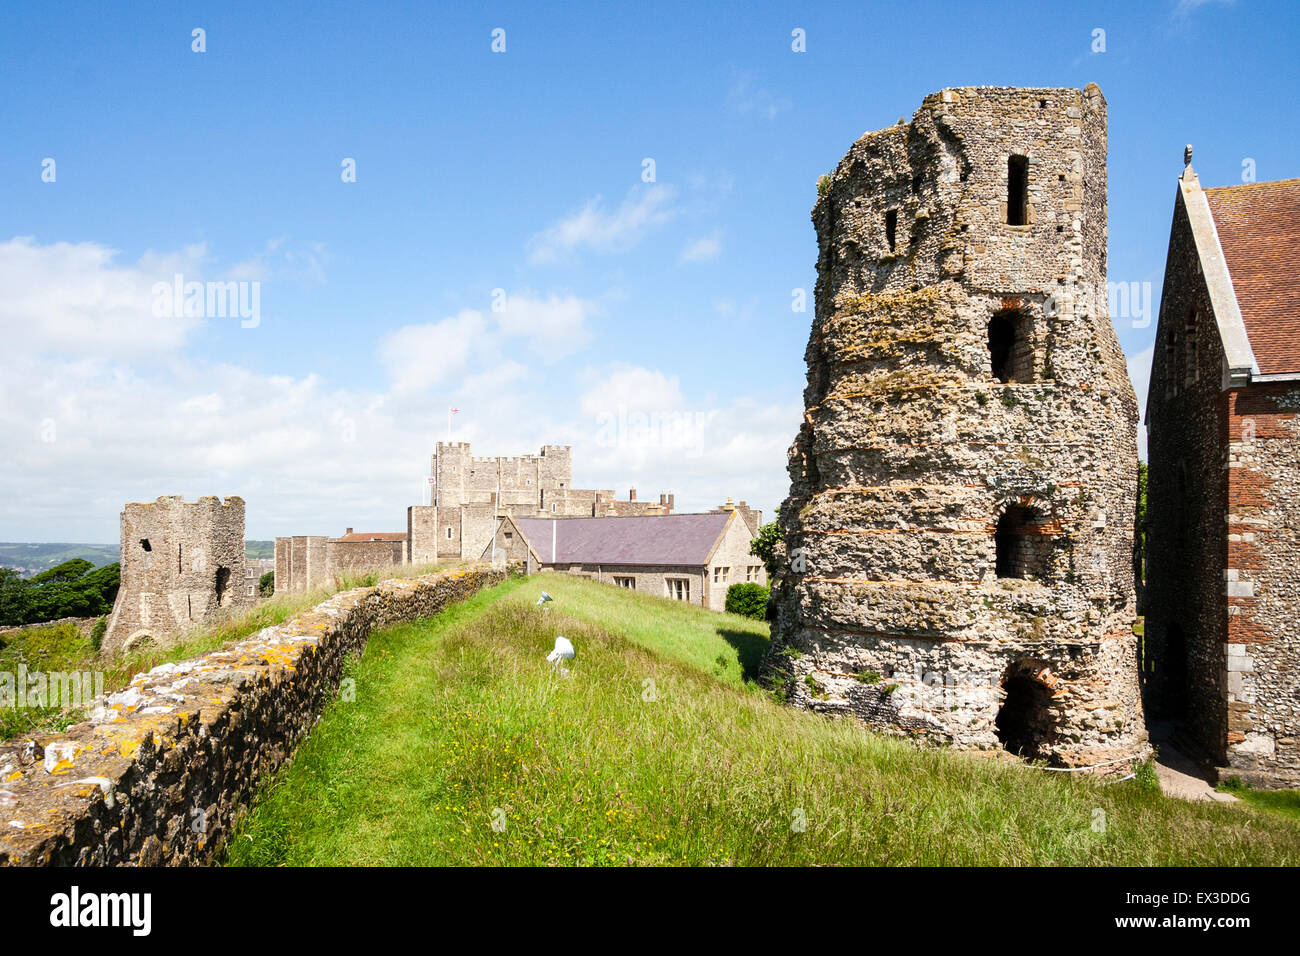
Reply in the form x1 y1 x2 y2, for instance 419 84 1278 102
1 561 454 741
500 574 770 686
1218 779 1300 822
226 576 1300 866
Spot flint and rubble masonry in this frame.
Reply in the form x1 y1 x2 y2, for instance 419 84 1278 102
768 86 1146 769
0 566 503 866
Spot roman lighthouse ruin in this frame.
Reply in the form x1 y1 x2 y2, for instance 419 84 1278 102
767 85 1147 769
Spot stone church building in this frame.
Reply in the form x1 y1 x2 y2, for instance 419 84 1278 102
1145 163 1300 788
767 85 1147 770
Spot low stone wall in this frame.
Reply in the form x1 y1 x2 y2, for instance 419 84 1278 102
0 565 504 866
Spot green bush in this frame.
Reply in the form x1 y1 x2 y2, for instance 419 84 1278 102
725 582 769 620
258 571 275 598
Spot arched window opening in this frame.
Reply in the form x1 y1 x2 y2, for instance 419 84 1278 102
214 567 230 606
996 662 1056 759
1007 154 1029 225
995 505 1050 580
885 209 898 252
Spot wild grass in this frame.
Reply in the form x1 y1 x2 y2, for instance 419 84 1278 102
0 560 453 741
226 576 1300 866
500 573 771 686
1218 779 1300 822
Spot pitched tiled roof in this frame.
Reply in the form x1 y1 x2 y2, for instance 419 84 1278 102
334 532 406 543
513 513 731 567
1205 178 1300 375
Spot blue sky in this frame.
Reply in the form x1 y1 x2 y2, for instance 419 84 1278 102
2 0 1296 541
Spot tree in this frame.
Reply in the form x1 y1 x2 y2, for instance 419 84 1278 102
30 558 95 585
0 561 119 626
750 507 783 579
258 571 275 598
0 568 33 626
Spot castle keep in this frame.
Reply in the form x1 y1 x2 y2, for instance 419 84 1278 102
275 442 678 592
768 86 1146 768
102 496 252 652
407 442 674 566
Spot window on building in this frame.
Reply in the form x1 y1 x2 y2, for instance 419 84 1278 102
613 576 635 589
504 532 513 542
994 505 1049 580
1007 154 1029 225
712 567 730 584
987 309 1032 384
247 586 256 598
885 209 898 252
665 578 690 601
214 567 231 606
446 527 454 539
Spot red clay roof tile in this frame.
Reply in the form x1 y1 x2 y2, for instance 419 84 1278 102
1205 178 1300 376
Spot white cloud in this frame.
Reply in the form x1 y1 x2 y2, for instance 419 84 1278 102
527 185 676 263
224 237 328 284
0 237 206 358
377 292 597 392
1174 0 1235 15
727 71 792 121
574 363 799 519
377 309 489 391
0 235 794 541
679 234 722 264
493 292 594 355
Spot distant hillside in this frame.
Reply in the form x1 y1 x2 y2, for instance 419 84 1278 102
245 540 275 559
0 543 119 578
1 541 276 577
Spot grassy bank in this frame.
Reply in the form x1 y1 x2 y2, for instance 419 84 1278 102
0 561 453 741
226 576 1300 866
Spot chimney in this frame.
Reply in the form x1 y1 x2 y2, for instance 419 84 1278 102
659 492 667 506
668 493 675 511
345 527 353 535
629 488 637 501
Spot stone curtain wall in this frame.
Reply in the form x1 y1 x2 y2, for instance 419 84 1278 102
0 566 504 866
768 86 1146 769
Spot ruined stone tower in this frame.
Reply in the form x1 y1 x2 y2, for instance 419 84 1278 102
102 496 252 652
767 86 1146 768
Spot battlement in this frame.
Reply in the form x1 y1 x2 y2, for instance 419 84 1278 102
125 495 245 511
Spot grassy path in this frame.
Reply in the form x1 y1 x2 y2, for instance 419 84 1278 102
226 576 1300 866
